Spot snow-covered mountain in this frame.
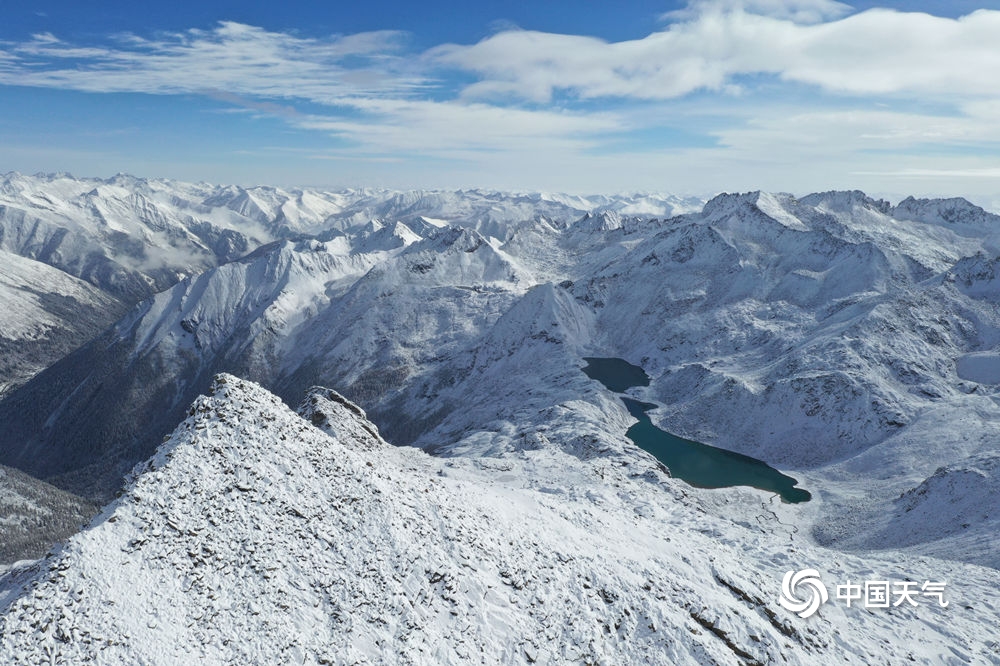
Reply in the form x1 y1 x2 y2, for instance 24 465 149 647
3 184 1000 573
4 176 1000 661
0 249 125 397
2 375 997 664
0 172 700 394
0 174 701 299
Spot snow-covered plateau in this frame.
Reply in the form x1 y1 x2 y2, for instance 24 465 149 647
2 174 1000 663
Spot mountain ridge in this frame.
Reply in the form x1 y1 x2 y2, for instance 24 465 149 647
3 374 998 664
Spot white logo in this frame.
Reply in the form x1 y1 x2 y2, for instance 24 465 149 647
779 569 829 618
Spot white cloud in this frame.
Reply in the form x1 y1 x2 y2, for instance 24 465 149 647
852 168 1000 179
5 11 1000 115
713 107 1000 157
1 9 999 199
432 7 1000 102
0 22 424 99
0 21 630 160
293 98 621 155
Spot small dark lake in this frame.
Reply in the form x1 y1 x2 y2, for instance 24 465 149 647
582 357 811 503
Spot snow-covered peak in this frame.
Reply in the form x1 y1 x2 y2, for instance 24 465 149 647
572 210 624 233
592 192 704 218
416 225 488 252
353 219 423 254
296 386 388 450
948 252 1000 298
201 186 281 224
102 172 152 192
700 190 764 218
391 226 526 286
752 192 811 231
799 190 891 214
892 195 999 228
128 238 343 356
702 190 894 233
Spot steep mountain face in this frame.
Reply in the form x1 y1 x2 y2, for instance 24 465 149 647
2 376 997 664
0 465 96 566
0 173 696 393
2 182 1000 572
0 238 380 497
0 249 126 396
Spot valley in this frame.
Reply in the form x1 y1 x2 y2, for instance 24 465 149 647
1 175 1000 662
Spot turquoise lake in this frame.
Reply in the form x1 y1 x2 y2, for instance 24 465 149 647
582 357 811 503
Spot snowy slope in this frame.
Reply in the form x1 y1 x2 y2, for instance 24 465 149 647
0 249 125 395
2 376 998 665
3 182 1000 574
836 451 1000 567
0 172 698 395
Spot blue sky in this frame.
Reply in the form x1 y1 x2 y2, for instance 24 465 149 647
2 1 1000 205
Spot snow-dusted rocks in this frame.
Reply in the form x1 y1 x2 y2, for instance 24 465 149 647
297 386 388 451
3 376 999 665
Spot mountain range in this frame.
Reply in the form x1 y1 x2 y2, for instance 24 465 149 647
2 173 1000 663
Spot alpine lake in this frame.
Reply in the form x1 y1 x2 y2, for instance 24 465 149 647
582 357 811 503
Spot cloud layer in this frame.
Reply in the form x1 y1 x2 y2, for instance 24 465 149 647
1 1 999 197
433 7 1000 102
2 22 422 98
